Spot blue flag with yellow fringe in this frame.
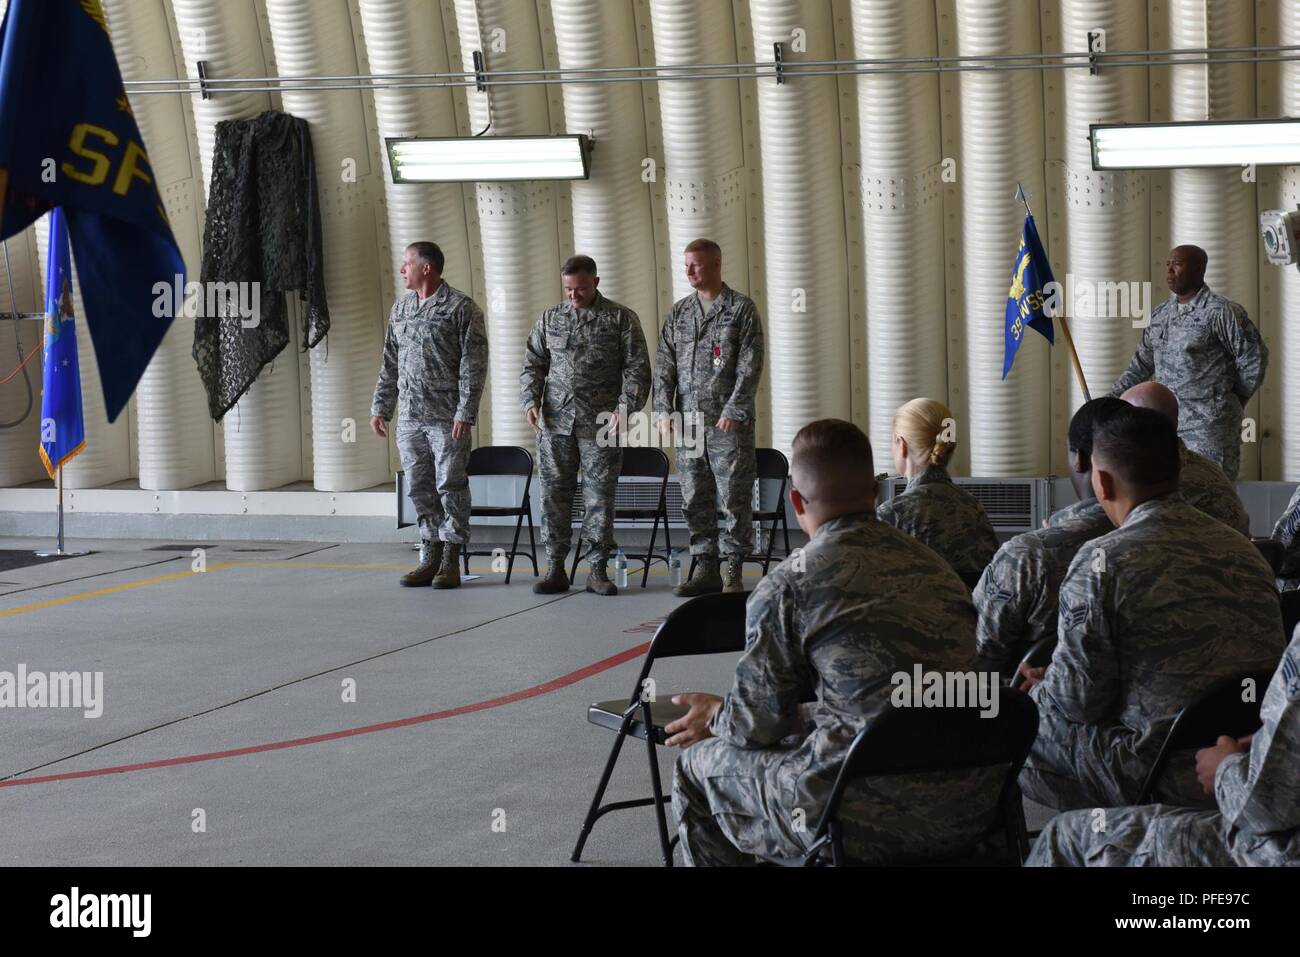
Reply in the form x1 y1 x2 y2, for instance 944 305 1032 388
0 0 184 423
1003 214 1056 379
40 207 85 478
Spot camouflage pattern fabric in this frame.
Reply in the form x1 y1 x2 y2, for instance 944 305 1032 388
1177 440 1250 536
974 498 1113 674
394 421 471 544
672 511 1006 866
1271 485 1300 591
1022 496 1285 811
676 424 757 558
536 432 620 562
1028 626 1300 866
876 466 1000 580
1111 285 1268 480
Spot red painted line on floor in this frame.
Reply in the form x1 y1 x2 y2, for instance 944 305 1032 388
0 641 651 789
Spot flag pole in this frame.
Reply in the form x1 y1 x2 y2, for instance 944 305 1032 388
56 463 65 554
1017 182 1091 401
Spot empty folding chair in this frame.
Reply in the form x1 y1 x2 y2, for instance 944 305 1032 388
1133 668 1273 805
570 592 748 865
761 690 1039 866
460 446 538 584
569 447 672 588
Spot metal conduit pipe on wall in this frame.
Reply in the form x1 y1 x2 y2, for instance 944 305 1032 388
1169 0 1259 480
357 0 471 463
849 0 947 458
1058 0 1148 416
552 0 658 387
174 0 302 491
956 0 1050 476
1279 0 1300 480
265 0 389 492
103 0 216 491
648 0 749 304
453 0 559 450
749 0 849 454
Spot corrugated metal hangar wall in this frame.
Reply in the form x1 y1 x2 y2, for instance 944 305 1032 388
2 0 1298 495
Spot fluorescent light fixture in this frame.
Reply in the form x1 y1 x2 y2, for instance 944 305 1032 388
386 134 591 183
1091 118 1300 170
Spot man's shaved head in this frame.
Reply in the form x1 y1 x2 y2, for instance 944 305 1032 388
1166 245 1208 297
791 419 876 512
1122 381 1180 428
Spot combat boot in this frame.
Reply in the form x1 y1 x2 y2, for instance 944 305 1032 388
673 554 722 597
400 540 442 587
533 557 570 594
722 554 746 594
431 542 462 589
585 557 618 597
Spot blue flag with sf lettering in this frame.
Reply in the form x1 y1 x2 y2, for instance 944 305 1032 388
40 207 85 479
1003 214 1056 379
0 0 184 423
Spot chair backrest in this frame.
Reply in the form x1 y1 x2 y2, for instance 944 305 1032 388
958 569 984 592
646 592 748 661
468 445 533 479
755 447 789 482
1136 668 1273 803
1009 635 1057 691
1253 538 1284 575
619 446 670 480
1281 590 1300 641
815 690 1039 850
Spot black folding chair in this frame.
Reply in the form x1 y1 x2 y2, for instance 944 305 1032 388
688 447 793 579
570 447 672 588
1281 589 1300 640
460 446 538 584
1009 636 1057 692
1134 669 1273 805
762 691 1040 866
959 569 984 592
570 592 748 866
1252 537 1284 576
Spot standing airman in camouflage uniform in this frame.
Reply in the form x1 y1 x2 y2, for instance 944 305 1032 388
520 256 651 596
371 241 487 589
1021 405 1284 811
876 398 999 582
1112 245 1268 480
653 239 765 596
975 398 1125 675
1122 382 1250 535
668 420 1005 865
1027 626 1300 867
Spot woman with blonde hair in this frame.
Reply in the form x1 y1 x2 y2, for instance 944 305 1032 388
875 397 999 583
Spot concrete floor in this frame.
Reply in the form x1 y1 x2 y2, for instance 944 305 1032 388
0 535 1054 866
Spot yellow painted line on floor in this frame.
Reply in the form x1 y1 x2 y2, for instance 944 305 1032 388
0 567 204 619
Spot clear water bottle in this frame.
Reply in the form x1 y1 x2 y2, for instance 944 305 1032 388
668 548 682 587
614 548 629 588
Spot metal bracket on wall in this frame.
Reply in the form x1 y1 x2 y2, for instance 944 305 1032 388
1087 32 1101 76
472 50 487 92
773 42 784 85
196 60 211 100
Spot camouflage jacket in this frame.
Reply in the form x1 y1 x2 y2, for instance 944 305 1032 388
876 466 1000 580
708 511 1005 863
1111 285 1268 470
1271 485 1300 588
652 284 764 425
1034 495 1285 803
519 293 651 437
1217 627 1300 865
1177 440 1249 536
371 282 488 425
974 497 1113 673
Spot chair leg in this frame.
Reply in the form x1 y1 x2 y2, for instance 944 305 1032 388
571 726 634 863
506 512 524 585
570 545 583 582
526 510 539 576
642 511 659 588
642 715 675 867
689 554 697 579
463 547 470 576
763 517 778 575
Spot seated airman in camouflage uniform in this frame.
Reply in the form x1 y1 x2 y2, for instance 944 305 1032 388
371 241 487 590
1028 626 1300 867
876 397 999 583
1020 404 1284 811
653 239 765 597
975 398 1125 677
1111 245 1268 480
668 419 1004 866
1122 382 1250 536
520 256 651 597
1272 485 1300 592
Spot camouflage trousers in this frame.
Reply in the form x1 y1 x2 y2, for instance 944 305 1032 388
1183 423 1242 482
1026 805 1233 867
677 423 756 558
396 420 471 545
672 738 809 866
537 430 621 562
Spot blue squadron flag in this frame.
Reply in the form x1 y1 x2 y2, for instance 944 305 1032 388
39 206 85 478
1003 214 1056 379
0 0 185 423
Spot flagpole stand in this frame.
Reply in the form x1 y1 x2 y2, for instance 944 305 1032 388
35 465 89 558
